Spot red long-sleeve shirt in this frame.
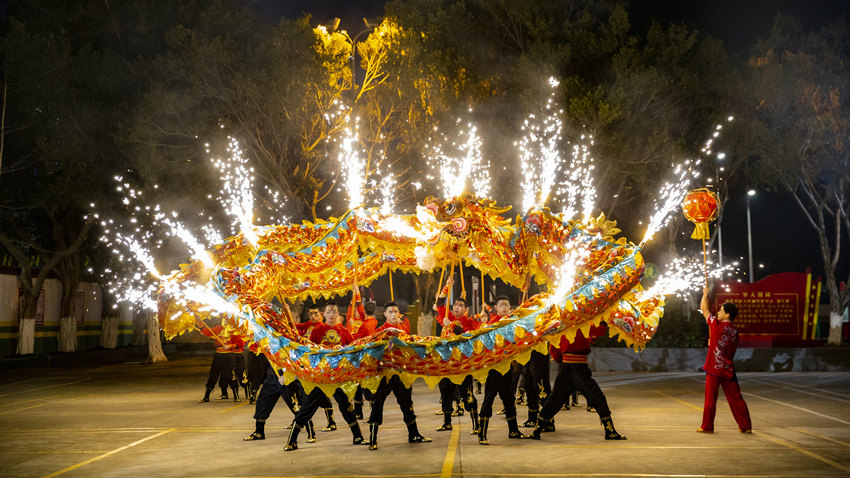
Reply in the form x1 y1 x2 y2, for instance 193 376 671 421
549 324 606 363
309 323 354 347
435 297 478 336
199 325 244 353
295 320 322 338
375 316 411 335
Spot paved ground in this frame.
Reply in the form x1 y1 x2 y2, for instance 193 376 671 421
1 351 849 478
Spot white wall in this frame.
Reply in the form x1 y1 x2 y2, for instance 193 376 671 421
0 272 104 325
0 274 18 326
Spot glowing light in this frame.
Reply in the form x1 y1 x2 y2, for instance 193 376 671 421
426 119 491 199
554 136 597 222
547 236 592 305
640 256 735 300
519 77 566 211
98 136 289 313
640 161 696 246
336 118 365 210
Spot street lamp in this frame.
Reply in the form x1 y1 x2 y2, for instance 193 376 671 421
715 153 726 268
347 18 374 92
746 189 756 282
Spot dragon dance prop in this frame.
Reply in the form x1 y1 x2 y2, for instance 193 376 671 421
158 194 664 397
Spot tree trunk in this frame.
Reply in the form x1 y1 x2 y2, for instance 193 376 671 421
58 316 77 353
100 315 118 349
131 309 146 346
146 311 167 364
16 317 35 355
828 310 842 345
417 312 435 337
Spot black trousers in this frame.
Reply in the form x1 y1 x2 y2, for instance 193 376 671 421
294 387 356 427
522 351 551 411
539 362 611 421
479 368 517 419
253 367 303 420
246 352 269 394
368 375 417 425
204 352 231 391
438 375 477 416
354 384 372 403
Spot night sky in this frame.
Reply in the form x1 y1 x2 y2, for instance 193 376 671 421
256 0 850 57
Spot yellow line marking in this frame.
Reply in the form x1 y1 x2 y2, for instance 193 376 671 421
40 428 175 478
475 444 776 450
758 432 850 474
0 394 92 416
440 425 460 478
792 427 850 448
0 451 108 455
655 390 702 411
454 474 809 477
219 401 251 412
0 394 61 408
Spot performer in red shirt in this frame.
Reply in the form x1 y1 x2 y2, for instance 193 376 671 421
434 277 480 434
477 295 527 444
295 303 324 338
698 286 752 433
529 322 626 440
345 288 378 419
365 301 431 450
285 302 366 451
294 303 336 431
197 323 245 402
309 307 355 346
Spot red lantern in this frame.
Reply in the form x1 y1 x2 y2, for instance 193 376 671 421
682 188 719 240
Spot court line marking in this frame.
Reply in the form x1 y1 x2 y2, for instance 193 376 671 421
593 372 702 389
747 393 850 426
0 394 93 416
219 401 251 412
757 431 850 474
450 474 829 477
0 377 37 390
0 451 108 455
470 444 778 450
21 379 91 393
792 427 850 448
0 394 61 408
750 379 850 404
40 428 176 478
440 425 460 478
655 391 702 411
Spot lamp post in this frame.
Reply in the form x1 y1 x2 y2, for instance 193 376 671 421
746 189 756 282
715 153 726 268
347 18 373 92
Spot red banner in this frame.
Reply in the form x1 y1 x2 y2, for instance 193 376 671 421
717 272 821 346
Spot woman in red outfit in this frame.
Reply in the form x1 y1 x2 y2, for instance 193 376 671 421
698 286 752 434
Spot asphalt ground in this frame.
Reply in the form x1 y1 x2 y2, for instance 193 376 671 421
1 352 849 478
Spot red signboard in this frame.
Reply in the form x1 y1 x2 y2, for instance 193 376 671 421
717 272 821 346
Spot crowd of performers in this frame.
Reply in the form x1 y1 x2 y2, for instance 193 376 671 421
197 279 751 451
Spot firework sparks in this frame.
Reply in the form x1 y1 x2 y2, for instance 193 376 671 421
519 77 566 212
426 119 491 199
639 256 736 301
335 118 366 210
98 138 288 315
639 160 700 246
378 173 397 215
547 236 593 306
555 136 597 222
